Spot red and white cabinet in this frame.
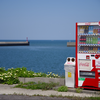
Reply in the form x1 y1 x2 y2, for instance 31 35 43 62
75 21 100 90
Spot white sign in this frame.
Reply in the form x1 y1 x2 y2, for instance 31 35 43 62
96 60 100 67
79 59 91 70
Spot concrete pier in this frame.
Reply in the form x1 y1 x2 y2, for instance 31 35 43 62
0 41 29 46
67 42 75 47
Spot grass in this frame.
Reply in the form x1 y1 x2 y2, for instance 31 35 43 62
15 81 59 90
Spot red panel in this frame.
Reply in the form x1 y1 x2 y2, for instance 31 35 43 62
81 60 99 89
82 78 96 87
75 22 78 88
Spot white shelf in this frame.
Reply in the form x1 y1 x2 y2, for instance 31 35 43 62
79 44 100 46
78 34 100 36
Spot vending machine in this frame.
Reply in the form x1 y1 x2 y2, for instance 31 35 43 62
75 21 100 90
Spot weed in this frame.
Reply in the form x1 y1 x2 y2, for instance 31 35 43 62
15 81 59 90
76 87 83 93
57 86 68 92
50 94 55 97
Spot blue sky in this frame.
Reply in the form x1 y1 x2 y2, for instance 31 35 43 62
0 0 100 40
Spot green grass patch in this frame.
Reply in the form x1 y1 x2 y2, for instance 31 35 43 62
57 86 68 92
15 81 59 90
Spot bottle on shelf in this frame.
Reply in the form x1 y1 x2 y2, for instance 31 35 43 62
86 36 89 44
88 26 91 34
88 36 91 44
82 26 85 34
98 47 100 53
98 36 100 44
94 36 96 44
86 26 89 34
88 26 93 34
93 28 96 34
90 36 93 44
79 26 82 34
91 26 93 34
92 37 94 44
81 27 83 34
86 47 88 53
95 28 98 35
96 36 98 44
98 29 100 34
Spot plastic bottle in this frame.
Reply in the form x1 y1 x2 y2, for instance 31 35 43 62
96 36 98 44
79 27 81 34
87 36 89 44
93 28 96 34
98 36 100 44
98 36 99 44
92 37 94 44
83 26 85 34
98 47 99 53
86 36 87 44
98 29 100 34
91 26 93 34
81 27 83 34
91 36 92 44
94 37 95 44
88 26 90 34
90 36 91 44
96 36 97 44
95 28 98 34
89 36 91 44
84 36 86 44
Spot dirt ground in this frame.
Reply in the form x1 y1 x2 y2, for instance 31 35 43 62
0 94 72 100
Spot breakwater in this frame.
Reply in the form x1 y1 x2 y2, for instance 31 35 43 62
67 42 75 47
0 41 29 46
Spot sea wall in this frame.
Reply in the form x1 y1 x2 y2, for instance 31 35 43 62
19 77 65 86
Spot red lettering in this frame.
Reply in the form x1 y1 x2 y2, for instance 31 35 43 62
85 23 90 25
79 62 89 67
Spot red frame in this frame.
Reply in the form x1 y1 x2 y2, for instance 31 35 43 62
75 22 78 88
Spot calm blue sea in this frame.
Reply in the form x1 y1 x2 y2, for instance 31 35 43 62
0 40 75 76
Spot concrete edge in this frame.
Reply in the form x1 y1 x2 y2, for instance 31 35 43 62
18 77 65 86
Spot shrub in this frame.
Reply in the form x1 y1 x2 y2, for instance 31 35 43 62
0 67 61 85
0 67 6 74
57 86 68 92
